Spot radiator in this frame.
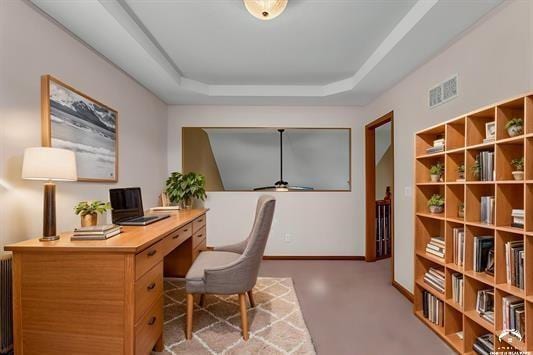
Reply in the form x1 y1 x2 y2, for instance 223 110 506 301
0 253 12 355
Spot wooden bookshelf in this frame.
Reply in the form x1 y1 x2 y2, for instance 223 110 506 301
414 93 533 354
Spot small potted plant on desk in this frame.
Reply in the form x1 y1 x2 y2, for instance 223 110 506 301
511 157 524 181
74 201 112 227
428 194 444 214
505 118 523 137
166 172 207 209
429 162 444 182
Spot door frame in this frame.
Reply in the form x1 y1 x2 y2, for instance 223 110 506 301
365 111 394 275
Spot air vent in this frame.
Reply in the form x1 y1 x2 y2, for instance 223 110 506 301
429 74 458 108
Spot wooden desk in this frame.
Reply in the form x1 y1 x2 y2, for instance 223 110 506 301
4 208 208 355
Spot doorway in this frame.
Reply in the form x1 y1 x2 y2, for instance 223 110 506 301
365 111 394 276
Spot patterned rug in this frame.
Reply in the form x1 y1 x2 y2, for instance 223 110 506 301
157 277 316 354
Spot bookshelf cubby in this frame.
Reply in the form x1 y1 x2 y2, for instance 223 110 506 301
414 93 533 354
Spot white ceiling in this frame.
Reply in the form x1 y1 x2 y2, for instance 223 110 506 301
31 0 503 105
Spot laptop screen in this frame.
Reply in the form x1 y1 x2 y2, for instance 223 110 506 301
109 187 144 223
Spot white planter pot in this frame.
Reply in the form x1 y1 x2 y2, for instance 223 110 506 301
429 205 444 214
430 174 440 182
512 171 524 181
507 125 523 137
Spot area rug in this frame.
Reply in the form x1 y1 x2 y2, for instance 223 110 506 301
158 277 316 354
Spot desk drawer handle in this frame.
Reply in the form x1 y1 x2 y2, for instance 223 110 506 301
183 228 189 232
147 250 157 257
197 219 203 223
147 282 156 291
148 316 157 326
196 234 203 238
172 234 179 239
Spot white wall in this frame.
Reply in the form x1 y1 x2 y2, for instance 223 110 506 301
364 0 533 292
0 0 168 246
168 106 364 256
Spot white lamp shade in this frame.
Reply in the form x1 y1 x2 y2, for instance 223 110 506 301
22 147 77 181
243 0 288 20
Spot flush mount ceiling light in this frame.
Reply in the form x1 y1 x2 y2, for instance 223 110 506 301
243 0 288 21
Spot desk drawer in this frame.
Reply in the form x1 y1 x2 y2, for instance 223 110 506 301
192 237 207 261
135 239 164 280
192 215 206 233
135 261 163 322
164 223 192 252
135 296 163 355
192 226 206 250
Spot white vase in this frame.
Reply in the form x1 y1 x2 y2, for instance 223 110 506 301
430 174 440 182
507 125 523 137
512 171 524 181
429 205 444 214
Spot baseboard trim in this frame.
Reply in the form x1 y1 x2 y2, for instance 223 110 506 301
392 280 414 302
263 256 365 260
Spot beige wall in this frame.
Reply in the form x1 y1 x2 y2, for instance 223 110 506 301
0 1 168 246
364 0 533 292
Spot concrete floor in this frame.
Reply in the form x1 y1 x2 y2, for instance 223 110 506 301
259 259 454 355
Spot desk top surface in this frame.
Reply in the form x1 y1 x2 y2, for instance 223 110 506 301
4 209 208 254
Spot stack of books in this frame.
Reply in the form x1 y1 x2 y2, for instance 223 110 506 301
477 151 494 181
512 209 525 228
502 295 525 341
473 236 494 272
473 334 494 355
425 236 445 259
424 267 445 293
71 224 121 241
506 240 525 289
480 196 495 224
451 273 463 307
422 290 443 326
476 289 494 324
426 138 445 154
452 227 465 267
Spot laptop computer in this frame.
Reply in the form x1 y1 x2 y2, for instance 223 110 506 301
109 187 169 226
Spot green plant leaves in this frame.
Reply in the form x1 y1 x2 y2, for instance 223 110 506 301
74 200 111 216
165 171 207 203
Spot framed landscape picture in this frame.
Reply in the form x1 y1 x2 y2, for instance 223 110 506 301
41 75 118 182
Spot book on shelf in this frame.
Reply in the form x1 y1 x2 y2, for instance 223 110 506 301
425 236 445 258
423 267 445 293
505 240 525 289
452 227 465 267
511 209 525 228
473 334 494 355
482 137 495 144
480 196 495 225
71 224 121 241
476 289 494 324
425 145 444 154
473 236 494 273
477 151 495 182
451 273 463 307
422 290 444 326
502 295 525 341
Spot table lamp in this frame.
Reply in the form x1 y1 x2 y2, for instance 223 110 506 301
22 147 77 241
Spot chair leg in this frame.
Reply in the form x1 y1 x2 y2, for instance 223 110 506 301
247 290 255 308
199 294 205 307
239 293 249 340
186 293 194 340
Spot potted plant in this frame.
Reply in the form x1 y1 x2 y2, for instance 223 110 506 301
458 202 464 218
429 162 444 182
427 194 444 214
74 201 112 227
472 158 481 180
166 172 207 209
505 118 523 137
457 163 465 181
511 157 524 180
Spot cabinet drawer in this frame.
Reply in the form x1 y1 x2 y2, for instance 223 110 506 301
192 226 206 250
135 296 163 355
192 238 207 261
135 239 164 280
164 223 192 253
135 261 163 322
192 215 206 233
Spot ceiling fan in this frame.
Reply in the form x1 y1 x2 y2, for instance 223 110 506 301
253 129 314 191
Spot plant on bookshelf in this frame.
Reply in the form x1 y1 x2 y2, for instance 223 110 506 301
505 118 523 137
472 157 481 180
427 194 444 214
457 162 465 182
429 162 444 182
458 202 464 218
511 157 524 181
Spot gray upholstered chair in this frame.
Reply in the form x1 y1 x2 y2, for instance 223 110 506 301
184 195 276 341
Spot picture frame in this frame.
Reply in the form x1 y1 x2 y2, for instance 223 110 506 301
41 75 118 182
485 121 496 140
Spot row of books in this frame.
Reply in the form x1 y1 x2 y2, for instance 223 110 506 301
473 334 494 355
512 208 525 228
425 236 445 259
505 240 524 289
502 295 525 342
422 290 444 326
451 273 463 307
476 289 494 324
426 137 445 154
423 267 445 293
71 224 122 241
452 227 465 267
477 151 494 181
480 196 495 225
473 236 494 273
